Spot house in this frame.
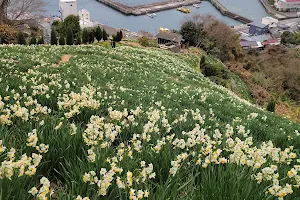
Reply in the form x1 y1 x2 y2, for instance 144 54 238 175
59 0 78 20
240 41 263 50
263 39 281 46
156 31 182 45
249 22 269 35
275 0 300 12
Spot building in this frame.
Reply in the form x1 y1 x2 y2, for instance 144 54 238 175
156 31 182 45
59 0 78 20
79 9 94 28
275 0 300 12
249 22 269 35
240 41 263 50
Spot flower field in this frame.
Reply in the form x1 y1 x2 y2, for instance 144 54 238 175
0 44 300 200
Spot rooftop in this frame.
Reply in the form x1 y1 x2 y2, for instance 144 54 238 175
156 31 182 42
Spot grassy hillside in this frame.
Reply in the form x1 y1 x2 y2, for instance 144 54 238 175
0 44 300 200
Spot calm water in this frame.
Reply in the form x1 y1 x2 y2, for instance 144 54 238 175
44 0 268 33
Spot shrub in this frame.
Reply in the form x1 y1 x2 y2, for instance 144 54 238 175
75 35 82 45
59 36 65 45
267 99 276 112
138 36 149 47
95 26 102 41
103 29 108 41
29 34 37 45
66 27 74 45
17 32 26 45
0 24 16 44
51 29 58 45
37 36 44 45
88 28 95 44
82 28 89 44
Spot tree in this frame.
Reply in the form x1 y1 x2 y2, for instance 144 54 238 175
200 55 206 69
138 36 149 47
0 0 45 24
59 36 65 45
266 99 276 112
95 26 103 41
281 31 294 45
103 29 108 41
75 35 81 45
66 27 74 45
17 31 26 45
180 21 197 46
61 15 81 38
88 28 95 44
29 33 36 45
51 29 57 45
37 36 44 44
82 28 89 44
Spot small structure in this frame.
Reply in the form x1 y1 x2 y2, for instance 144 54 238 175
59 0 78 20
249 22 269 35
156 31 182 45
275 0 300 12
263 39 281 46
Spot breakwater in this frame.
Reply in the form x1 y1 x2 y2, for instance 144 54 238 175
96 0 252 24
97 0 201 15
208 0 252 23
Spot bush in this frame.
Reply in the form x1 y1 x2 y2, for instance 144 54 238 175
75 35 81 45
88 28 95 44
138 36 149 47
29 34 37 45
59 37 65 45
66 28 74 45
51 29 58 45
95 26 102 41
17 32 26 45
267 99 276 112
103 29 108 41
0 24 16 44
82 28 89 44
37 36 44 45
201 62 228 79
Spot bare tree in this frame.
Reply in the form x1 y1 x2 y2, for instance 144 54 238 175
0 0 45 24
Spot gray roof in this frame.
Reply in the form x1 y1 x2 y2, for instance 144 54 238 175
240 34 273 42
251 21 269 28
240 41 259 47
156 32 182 42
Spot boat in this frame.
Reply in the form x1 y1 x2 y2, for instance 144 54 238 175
152 13 156 17
177 7 191 13
193 4 200 8
147 13 154 18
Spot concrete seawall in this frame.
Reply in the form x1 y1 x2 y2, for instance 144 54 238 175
96 0 252 24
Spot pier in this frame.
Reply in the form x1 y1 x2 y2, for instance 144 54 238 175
96 0 252 24
208 0 252 24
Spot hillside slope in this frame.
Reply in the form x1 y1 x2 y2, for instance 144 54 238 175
0 45 300 200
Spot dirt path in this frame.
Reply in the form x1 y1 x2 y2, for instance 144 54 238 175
57 55 72 66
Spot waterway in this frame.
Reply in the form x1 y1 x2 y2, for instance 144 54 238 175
43 0 268 33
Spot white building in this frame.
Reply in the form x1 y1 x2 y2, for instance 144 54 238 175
261 17 278 27
275 0 300 12
78 9 94 28
59 0 78 20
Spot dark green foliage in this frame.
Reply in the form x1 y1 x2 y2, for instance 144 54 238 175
66 27 74 45
103 29 108 41
138 36 149 47
200 55 206 68
37 36 44 45
95 26 103 41
17 32 26 45
201 62 229 79
61 15 81 38
112 34 117 42
267 99 276 112
82 28 89 44
51 29 58 45
59 36 65 45
280 31 300 45
115 31 123 42
88 28 95 44
29 34 37 45
52 20 60 26
75 35 81 45
180 21 205 47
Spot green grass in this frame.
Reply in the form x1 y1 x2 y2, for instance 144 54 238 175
0 44 300 200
